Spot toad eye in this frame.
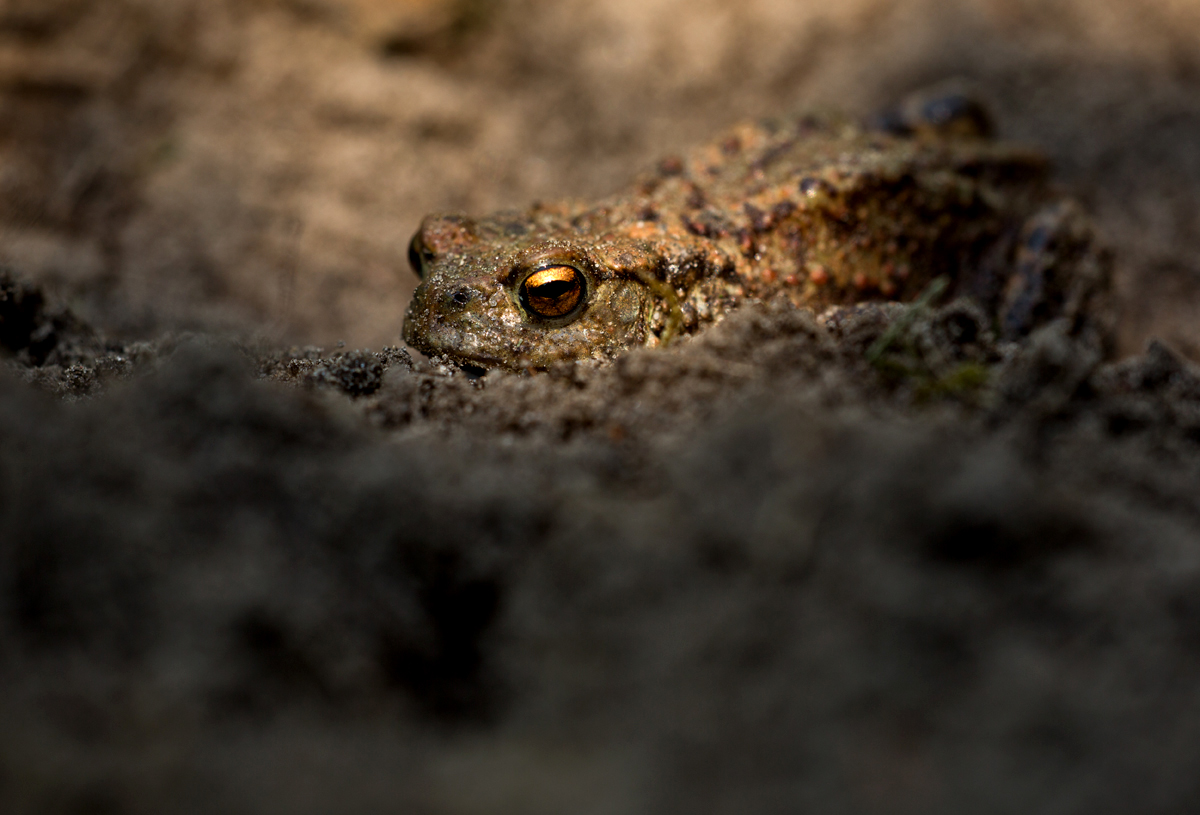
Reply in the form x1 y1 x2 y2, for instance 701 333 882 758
520 265 587 319
408 233 434 279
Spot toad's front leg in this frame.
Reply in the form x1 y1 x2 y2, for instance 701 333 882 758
1000 200 1113 342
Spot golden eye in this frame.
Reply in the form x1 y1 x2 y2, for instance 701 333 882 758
520 265 586 319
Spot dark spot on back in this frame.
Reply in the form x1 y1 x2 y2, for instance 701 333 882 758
658 155 685 176
750 139 796 172
772 201 797 220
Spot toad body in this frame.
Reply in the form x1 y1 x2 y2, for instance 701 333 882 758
402 96 1109 371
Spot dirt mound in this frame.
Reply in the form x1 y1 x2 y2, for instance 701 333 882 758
4 270 1200 812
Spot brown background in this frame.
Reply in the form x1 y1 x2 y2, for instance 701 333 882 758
2 0 1199 354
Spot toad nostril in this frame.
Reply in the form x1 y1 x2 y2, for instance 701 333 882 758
451 287 473 307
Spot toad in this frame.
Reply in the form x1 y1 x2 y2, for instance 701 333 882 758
402 91 1110 371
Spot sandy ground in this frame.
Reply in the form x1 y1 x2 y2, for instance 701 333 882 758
3 1 1200 812
2 0 1200 353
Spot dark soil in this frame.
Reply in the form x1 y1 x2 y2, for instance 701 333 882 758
3 1 1200 813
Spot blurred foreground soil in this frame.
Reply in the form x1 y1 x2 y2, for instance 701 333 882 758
3 1 1200 813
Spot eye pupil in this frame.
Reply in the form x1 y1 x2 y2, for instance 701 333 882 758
531 280 573 298
521 265 586 319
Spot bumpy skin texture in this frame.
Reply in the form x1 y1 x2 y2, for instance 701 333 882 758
403 111 1109 371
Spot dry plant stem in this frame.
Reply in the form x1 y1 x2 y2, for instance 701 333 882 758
866 275 949 364
634 267 685 347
